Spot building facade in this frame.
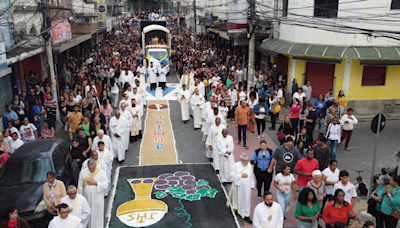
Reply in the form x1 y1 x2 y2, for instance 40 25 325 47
259 0 400 116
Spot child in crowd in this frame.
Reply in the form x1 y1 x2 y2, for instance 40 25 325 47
333 170 358 205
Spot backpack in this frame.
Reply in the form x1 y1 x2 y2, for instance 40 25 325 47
358 182 368 196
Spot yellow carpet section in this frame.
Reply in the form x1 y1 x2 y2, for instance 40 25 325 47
139 100 178 165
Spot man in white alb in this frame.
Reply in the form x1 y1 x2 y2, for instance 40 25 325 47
95 141 114 196
206 117 225 167
180 70 192 91
147 62 158 91
135 79 146 107
190 88 204 130
48 203 82 228
120 67 135 89
177 84 191 123
131 87 143 112
228 154 254 224
136 62 147 82
109 111 128 164
60 185 91 228
158 63 168 90
77 159 108 228
81 151 107 171
127 98 143 143
120 103 133 150
216 128 235 185
253 191 283 228
91 129 113 154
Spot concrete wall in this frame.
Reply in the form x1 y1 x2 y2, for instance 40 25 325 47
348 99 400 116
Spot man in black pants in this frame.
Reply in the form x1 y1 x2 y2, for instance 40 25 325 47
305 103 318 142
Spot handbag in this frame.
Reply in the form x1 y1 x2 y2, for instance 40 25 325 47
19 110 25 115
279 97 285 105
391 208 400 219
367 197 377 217
274 105 281 114
276 131 285 141
263 116 268 122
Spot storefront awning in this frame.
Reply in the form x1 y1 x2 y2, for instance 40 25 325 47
207 28 230 40
52 34 92 53
258 39 400 60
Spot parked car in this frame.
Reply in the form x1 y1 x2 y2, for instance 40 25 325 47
0 138 72 228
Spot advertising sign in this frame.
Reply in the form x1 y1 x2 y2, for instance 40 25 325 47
52 20 72 44
98 4 107 14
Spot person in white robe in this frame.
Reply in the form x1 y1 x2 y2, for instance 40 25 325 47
147 62 158 91
136 63 147 82
120 103 133 149
180 70 192 91
216 128 235 184
134 79 146 107
196 78 205 97
204 107 225 136
158 63 168 90
95 142 114 196
77 159 108 228
205 118 225 166
91 130 113 154
131 87 144 112
60 185 91 228
119 68 135 88
82 151 107 172
119 93 132 110
177 84 191 123
48 203 82 228
190 88 205 130
127 98 143 143
109 111 128 164
227 154 255 223
253 191 283 228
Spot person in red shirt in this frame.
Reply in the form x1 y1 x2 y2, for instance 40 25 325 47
295 148 319 192
322 189 356 227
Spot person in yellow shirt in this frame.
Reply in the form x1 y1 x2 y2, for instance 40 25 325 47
336 90 347 117
67 105 84 138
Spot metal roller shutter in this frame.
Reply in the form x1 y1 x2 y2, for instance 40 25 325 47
276 54 289 76
305 62 335 98
0 74 13 110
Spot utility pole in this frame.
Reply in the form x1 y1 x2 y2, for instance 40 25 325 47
177 2 180 32
193 0 197 37
40 2 60 120
247 0 256 91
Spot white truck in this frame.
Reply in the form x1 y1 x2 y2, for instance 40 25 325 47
141 21 171 73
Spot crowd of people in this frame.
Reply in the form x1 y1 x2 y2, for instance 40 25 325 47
0 14 398 228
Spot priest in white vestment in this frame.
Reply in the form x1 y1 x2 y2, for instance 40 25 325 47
48 203 82 228
228 154 254 223
216 128 235 184
119 93 132 110
127 98 143 143
177 84 191 123
109 111 128 164
136 62 147 80
180 70 192 91
96 141 114 196
253 191 283 228
158 63 168 90
77 159 108 228
81 151 107 171
119 68 135 88
147 62 158 91
131 87 144 112
120 103 133 151
60 185 91 228
91 130 113 154
190 88 205 130
135 79 146 107
205 118 226 167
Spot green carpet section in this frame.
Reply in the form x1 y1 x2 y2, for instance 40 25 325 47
108 164 238 228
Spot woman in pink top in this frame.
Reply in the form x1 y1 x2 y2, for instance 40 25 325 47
290 98 301 136
100 99 113 126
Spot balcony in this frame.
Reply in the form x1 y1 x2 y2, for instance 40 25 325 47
71 23 98 34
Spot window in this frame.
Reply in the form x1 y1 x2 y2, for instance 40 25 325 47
314 0 339 18
52 150 65 176
361 66 386 86
282 0 289 17
392 0 400 9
